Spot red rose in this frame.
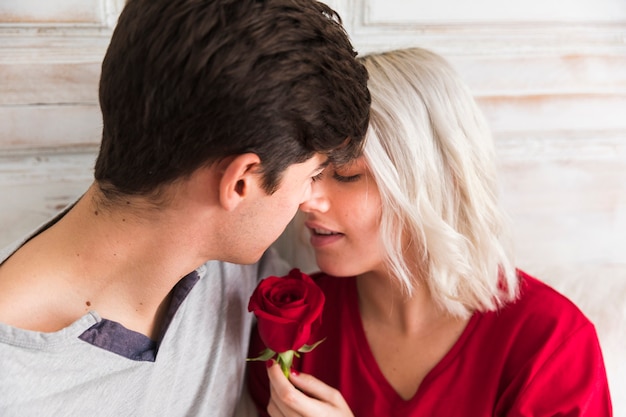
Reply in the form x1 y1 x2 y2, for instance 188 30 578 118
248 268 325 353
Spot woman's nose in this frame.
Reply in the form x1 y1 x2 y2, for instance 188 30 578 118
300 182 330 213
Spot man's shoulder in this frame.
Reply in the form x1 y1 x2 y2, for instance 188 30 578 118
0 235 68 331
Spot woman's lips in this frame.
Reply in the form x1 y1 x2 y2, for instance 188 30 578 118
306 224 344 248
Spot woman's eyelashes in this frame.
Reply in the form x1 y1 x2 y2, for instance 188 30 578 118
333 172 361 183
312 169 362 183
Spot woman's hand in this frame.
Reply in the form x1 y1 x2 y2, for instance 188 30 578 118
265 361 354 417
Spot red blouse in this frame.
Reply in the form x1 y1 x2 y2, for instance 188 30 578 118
248 270 612 416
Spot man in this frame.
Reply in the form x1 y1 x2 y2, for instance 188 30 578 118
0 0 370 415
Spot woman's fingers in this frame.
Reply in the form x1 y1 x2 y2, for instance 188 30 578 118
267 394 288 417
267 361 303 415
265 361 353 417
288 370 345 406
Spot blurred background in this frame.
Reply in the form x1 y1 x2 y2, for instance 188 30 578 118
1 0 624 412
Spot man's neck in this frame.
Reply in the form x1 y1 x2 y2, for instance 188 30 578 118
0 184 212 338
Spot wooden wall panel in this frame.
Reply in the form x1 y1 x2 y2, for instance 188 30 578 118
0 0 116 240
0 1 105 24
498 143 626 265
0 105 101 150
0 0 123 26
1 62 100 105
367 0 626 23
0 151 95 246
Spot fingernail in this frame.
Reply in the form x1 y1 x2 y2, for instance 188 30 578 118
290 369 300 376
265 360 274 369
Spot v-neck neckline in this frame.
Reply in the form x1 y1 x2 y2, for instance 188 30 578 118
346 276 481 407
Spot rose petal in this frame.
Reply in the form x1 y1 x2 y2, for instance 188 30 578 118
256 318 302 353
248 269 325 352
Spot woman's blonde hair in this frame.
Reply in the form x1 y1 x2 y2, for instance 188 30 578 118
360 47 518 317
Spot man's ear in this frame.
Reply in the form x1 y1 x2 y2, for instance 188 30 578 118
218 153 262 211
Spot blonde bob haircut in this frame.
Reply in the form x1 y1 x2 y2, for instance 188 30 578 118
359 47 518 318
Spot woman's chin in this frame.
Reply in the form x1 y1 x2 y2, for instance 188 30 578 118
316 259 361 278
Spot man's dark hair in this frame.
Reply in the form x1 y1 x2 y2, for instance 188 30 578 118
95 0 370 197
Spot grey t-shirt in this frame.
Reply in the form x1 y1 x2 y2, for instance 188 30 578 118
0 226 287 416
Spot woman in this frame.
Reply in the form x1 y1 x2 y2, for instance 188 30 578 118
247 47 612 416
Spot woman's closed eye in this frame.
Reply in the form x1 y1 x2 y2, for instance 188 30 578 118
333 172 361 183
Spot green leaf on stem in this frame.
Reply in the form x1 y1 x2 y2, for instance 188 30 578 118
246 339 326 379
298 338 326 353
246 348 276 362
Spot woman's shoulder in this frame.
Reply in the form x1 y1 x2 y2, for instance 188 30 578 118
513 270 589 320
477 270 610 415
482 269 595 344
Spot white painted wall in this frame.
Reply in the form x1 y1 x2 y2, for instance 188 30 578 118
1 0 625 412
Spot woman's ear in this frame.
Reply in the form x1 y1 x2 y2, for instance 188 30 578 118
218 153 262 211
